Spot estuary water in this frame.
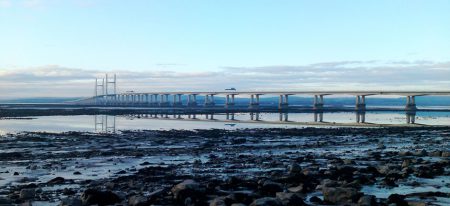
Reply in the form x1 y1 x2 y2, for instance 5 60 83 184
1 111 450 134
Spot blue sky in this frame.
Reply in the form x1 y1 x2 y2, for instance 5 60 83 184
0 0 450 98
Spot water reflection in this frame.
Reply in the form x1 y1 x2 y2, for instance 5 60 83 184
94 115 116 133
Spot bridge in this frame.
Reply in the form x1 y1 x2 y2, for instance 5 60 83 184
73 74 450 112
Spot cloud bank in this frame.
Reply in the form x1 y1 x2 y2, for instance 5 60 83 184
0 60 449 99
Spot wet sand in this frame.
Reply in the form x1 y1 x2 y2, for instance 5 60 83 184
0 127 449 205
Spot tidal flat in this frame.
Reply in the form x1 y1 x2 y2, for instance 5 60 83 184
0 127 449 206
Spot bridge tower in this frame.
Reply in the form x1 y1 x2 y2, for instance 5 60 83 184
94 78 105 105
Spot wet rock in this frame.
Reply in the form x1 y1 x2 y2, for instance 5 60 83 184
210 197 227 206
322 186 360 205
59 197 82 206
387 194 408 206
171 179 203 203
287 184 305 193
80 189 121 206
309 196 322 204
128 195 148 206
288 163 302 174
442 151 450 157
401 160 410 168
413 149 427 156
399 151 412 156
19 188 35 199
261 180 283 196
231 204 246 206
275 192 305 206
13 172 19 176
73 171 82 175
47 177 65 184
250 197 282 206
357 195 376 206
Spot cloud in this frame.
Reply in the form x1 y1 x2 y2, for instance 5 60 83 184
0 0 11 8
0 60 450 99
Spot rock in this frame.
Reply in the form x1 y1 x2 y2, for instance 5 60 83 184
210 197 227 206
231 204 247 206
250 197 283 206
442 151 450 157
322 186 360 205
171 179 202 203
275 192 305 206
399 151 412 156
377 143 386 149
287 184 305 193
80 189 121 206
59 197 82 206
387 194 408 206
47 177 65 184
288 163 302 174
413 149 427 156
261 180 283 196
19 188 35 199
358 195 376 206
309 196 322 204
401 160 410 168
13 172 19 176
128 195 148 206
73 171 82 175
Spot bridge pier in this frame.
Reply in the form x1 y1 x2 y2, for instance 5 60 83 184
249 94 261 109
313 95 324 110
159 94 170 107
225 94 236 108
187 94 198 107
204 94 216 107
173 94 183 107
278 94 289 109
355 95 366 111
314 112 323 122
279 112 289 121
405 96 417 111
356 111 366 123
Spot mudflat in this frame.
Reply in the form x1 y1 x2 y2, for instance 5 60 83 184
0 127 449 205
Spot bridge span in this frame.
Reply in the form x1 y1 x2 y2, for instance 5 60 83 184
77 90 450 111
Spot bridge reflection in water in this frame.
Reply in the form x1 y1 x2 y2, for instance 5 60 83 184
93 111 422 133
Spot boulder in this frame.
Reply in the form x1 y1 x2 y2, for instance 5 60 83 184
19 188 35 199
171 179 203 203
59 197 82 206
387 194 408 206
275 192 305 206
357 195 376 206
261 181 283 196
80 189 121 206
47 177 65 184
210 197 227 206
250 197 283 206
128 195 148 206
322 186 360 205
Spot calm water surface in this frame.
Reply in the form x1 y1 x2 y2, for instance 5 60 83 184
1 111 450 134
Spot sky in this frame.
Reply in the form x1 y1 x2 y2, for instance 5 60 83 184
0 0 450 98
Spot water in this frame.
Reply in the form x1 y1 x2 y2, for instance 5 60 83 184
1 111 449 134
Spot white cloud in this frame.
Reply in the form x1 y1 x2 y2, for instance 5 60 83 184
0 60 450 99
0 0 11 8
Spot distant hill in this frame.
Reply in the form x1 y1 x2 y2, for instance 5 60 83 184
1 96 450 106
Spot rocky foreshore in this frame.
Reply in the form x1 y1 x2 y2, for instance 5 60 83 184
0 127 449 206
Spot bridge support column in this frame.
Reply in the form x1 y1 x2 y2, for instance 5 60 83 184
279 112 289 121
406 110 416 124
249 94 261 109
405 96 417 111
160 94 170 107
187 94 198 107
313 95 324 110
173 94 183 107
355 95 366 111
225 94 236 109
278 94 289 110
356 111 366 123
314 112 323 122
204 94 216 107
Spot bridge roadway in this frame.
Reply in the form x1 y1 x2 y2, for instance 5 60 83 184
85 90 450 111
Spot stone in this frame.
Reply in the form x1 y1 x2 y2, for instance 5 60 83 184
80 189 121 206
171 179 202 203
401 160 410 168
275 192 305 206
261 180 283 196
250 197 283 206
442 151 450 157
287 184 305 193
357 195 376 206
288 163 302 174
309 196 322 204
47 177 65 184
231 204 246 206
19 188 35 199
322 186 360 205
387 194 408 206
59 197 82 206
128 195 148 206
210 197 227 206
